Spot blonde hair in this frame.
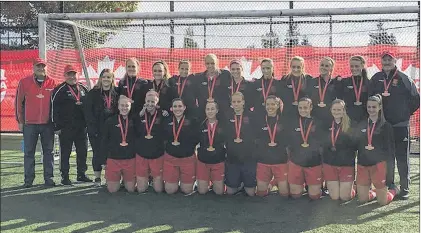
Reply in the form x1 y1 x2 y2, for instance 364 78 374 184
152 60 171 81
320 56 335 77
94 68 116 93
145 90 159 100
205 53 219 67
331 99 351 133
118 95 131 104
178 59 191 68
350 55 369 81
288 56 305 76
231 91 245 101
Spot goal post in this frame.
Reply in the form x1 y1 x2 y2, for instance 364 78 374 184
37 5 420 141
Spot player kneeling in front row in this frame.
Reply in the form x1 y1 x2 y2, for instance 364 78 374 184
100 95 136 193
255 96 289 197
322 99 357 201
134 91 166 193
163 98 199 194
224 92 257 196
196 101 226 195
288 97 324 200
355 95 399 205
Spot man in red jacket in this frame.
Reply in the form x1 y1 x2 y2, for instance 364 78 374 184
15 58 57 188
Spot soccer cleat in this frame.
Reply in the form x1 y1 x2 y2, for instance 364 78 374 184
44 179 56 187
61 177 72 186
23 182 33 188
94 178 102 187
77 174 93 182
399 187 409 200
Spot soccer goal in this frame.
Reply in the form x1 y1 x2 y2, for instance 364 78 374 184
37 5 420 152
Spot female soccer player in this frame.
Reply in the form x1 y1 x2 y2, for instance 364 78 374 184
100 95 136 193
229 59 252 111
255 95 289 197
116 58 148 116
310 57 340 128
322 99 357 201
354 94 399 205
279 56 316 120
196 101 226 195
85 68 119 186
224 92 257 196
146 60 176 116
287 97 323 200
168 60 197 119
336 55 369 122
162 98 199 194
134 90 167 193
194 53 231 122
250 58 282 116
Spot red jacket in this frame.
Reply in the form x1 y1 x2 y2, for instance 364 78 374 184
15 75 57 124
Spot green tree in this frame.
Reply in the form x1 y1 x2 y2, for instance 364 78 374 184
0 1 139 49
183 27 198 48
261 31 281 48
368 21 398 45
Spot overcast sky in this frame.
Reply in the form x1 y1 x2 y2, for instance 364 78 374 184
99 1 419 48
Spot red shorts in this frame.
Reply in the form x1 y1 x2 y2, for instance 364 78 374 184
323 164 354 182
105 158 136 182
135 154 164 178
196 160 225 182
257 163 288 183
356 161 386 189
163 153 196 184
287 161 323 185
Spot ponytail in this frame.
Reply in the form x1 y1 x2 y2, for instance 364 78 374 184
367 94 386 127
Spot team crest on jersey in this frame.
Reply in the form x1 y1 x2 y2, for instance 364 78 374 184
378 79 384 82
141 120 146 123
228 86 232 89
169 122 174 125
202 82 207 85
314 85 320 89
361 129 367 132
230 119 235 122
392 79 399 86
115 124 121 127
295 127 301 132
287 85 292 88
256 87 262 91
262 127 268 131
202 129 208 133
329 127 333 131
347 85 354 89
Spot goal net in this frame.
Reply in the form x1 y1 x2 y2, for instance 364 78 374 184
40 6 420 141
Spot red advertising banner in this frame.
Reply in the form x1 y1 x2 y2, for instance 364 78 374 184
1 47 419 135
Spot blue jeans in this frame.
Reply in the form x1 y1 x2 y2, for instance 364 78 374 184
23 123 54 184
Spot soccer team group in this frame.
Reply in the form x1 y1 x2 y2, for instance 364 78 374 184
15 52 419 206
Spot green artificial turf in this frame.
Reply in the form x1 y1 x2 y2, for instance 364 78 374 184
0 150 419 233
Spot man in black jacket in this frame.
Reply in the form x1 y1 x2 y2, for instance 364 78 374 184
51 65 92 185
369 52 420 199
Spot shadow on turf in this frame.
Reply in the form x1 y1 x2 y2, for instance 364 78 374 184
1 184 417 233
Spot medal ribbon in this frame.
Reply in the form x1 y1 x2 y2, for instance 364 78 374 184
172 116 185 142
383 69 398 93
291 76 302 103
266 115 278 144
118 115 129 144
145 111 158 136
208 76 217 99
261 78 273 103
177 76 187 97
367 119 377 146
231 78 242 95
67 84 80 102
126 77 136 100
299 117 313 144
351 76 363 103
234 114 243 139
207 121 218 148
318 77 331 103
331 121 341 148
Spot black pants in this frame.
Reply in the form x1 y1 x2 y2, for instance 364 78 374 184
386 126 410 190
59 127 88 176
88 133 102 172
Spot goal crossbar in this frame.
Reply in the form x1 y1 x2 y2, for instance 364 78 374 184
39 6 419 21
